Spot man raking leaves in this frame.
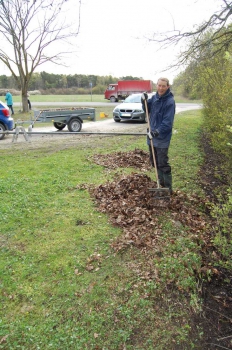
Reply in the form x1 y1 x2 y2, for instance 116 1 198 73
141 77 175 197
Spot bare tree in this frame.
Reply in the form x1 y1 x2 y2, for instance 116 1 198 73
0 0 81 112
147 0 232 71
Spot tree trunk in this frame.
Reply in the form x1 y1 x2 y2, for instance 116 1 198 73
21 90 29 113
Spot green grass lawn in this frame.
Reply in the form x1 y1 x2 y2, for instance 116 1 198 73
0 110 207 349
12 94 107 103
11 94 202 104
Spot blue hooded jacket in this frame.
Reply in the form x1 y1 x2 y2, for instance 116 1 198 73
146 88 175 148
5 91 13 106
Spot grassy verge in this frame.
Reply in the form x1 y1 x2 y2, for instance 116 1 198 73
1 110 206 349
171 110 204 195
10 94 107 103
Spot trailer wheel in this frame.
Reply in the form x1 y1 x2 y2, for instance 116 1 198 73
53 122 66 130
68 118 82 132
0 123 6 140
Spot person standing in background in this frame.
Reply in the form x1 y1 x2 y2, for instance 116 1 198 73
27 93 31 110
5 90 14 115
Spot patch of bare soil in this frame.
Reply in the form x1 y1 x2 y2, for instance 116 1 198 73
88 146 232 349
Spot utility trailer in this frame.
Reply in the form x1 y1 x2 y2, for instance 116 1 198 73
33 107 96 132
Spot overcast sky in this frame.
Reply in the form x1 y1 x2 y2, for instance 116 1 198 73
1 0 220 83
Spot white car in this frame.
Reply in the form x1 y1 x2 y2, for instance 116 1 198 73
113 93 153 123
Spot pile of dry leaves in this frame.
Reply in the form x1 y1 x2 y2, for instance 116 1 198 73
90 149 209 252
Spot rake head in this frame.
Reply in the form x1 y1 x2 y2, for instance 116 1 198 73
148 187 170 200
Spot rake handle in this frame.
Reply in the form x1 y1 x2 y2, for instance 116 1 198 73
144 98 161 189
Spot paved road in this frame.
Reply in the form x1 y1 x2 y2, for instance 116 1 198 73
25 103 202 133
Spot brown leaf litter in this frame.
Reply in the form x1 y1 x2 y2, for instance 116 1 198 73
89 149 210 252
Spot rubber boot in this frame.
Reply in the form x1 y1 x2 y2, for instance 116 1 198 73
163 172 173 194
157 169 165 187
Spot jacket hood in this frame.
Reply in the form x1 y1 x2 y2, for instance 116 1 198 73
156 88 173 100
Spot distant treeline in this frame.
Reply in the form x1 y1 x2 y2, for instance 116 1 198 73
0 72 145 95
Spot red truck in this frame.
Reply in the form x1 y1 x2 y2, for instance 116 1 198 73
104 80 153 102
